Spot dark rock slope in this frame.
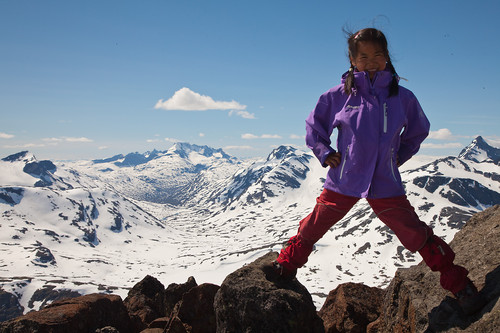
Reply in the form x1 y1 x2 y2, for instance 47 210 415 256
1 205 499 333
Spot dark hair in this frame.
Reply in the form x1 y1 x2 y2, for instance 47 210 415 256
343 28 399 96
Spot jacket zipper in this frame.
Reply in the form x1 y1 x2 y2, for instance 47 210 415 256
383 103 388 133
390 148 397 182
339 145 350 180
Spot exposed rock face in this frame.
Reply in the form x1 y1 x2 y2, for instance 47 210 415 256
0 290 23 322
373 204 500 333
164 276 198 317
165 283 219 333
213 251 324 333
0 294 132 333
124 275 166 332
318 282 383 333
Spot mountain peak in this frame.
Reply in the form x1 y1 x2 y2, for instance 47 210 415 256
458 136 500 163
2 151 37 163
169 142 231 160
266 145 298 161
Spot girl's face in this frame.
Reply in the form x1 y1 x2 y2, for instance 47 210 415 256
350 41 387 79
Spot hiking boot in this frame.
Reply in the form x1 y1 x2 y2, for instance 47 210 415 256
262 260 297 282
454 280 487 315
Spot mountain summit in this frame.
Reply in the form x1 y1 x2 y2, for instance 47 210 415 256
458 136 500 163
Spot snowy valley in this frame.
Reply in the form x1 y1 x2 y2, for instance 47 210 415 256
1 136 499 315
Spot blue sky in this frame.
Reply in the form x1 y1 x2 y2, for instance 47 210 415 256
1 0 499 161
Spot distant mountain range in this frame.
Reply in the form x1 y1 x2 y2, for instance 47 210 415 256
1 136 499 315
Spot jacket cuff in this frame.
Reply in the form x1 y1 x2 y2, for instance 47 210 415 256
320 148 336 167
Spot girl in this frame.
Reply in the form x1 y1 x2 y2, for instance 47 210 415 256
264 28 484 315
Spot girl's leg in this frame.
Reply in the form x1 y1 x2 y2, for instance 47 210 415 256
367 195 469 294
277 189 359 271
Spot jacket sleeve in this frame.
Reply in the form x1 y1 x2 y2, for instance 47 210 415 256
305 93 337 167
397 93 430 165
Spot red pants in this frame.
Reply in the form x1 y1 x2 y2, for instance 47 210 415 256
277 189 469 294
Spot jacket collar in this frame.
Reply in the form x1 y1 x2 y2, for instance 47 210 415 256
341 69 396 96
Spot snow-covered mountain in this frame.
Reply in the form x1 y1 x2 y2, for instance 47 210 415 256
458 135 500 163
1 138 499 314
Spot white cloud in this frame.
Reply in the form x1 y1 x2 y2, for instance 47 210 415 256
65 137 93 143
289 134 304 139
0 132 14 139
3 143 46 149
199 133 205 137
42 138 63 143
229 110 256 119
224 145 255 151
155 87 246 111
242 133 259 139
484 136 500 147
427 128 453 140
421 142 463 149
242 133 282 140
164 137 179 143
42 137 93 143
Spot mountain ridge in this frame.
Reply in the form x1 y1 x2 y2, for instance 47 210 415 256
0 137 499 316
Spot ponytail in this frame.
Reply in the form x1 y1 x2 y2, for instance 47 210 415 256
386 59 399 97
344 65 356 95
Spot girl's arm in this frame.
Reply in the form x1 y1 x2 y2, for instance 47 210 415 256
398 93 430 165
305 94 337 167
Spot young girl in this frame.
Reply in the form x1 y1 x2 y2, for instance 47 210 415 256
264 28 484 315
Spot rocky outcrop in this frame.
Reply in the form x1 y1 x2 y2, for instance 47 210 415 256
0 290 23 322
0 294 132 333
1 205 499 333
124 275 167 332
371 204 500 333
214 251 324 333
318 283 383 333
165 283 219 333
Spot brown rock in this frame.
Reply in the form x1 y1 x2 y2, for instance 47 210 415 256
124 275 166 332
164 276 197 317
165 316 189 333
214 251 324 333
0 293 132 333
374 204 500 332
167 283 219 333
318 282 383 333
148 316 169 329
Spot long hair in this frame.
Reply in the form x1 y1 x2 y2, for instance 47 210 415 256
343 28 399 96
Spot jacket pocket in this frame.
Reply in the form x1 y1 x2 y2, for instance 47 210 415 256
390 148 398 182
339 145 350 180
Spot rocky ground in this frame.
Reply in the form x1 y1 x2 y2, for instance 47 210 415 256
1 205 499 333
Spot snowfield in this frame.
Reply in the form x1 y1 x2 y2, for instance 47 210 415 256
1 138 499 312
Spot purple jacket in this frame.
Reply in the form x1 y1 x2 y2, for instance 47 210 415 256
305 69 430 198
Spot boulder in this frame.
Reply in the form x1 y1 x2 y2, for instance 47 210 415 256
214 251 324 333
124 275 166 332
164 276 198 317
373 204 500 332
0 293 131 333
318 282 383 333
165 283 219 333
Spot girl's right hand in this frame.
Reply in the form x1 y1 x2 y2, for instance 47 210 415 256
325 152 342 168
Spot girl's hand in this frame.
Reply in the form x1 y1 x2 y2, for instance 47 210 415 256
325 152 342 168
